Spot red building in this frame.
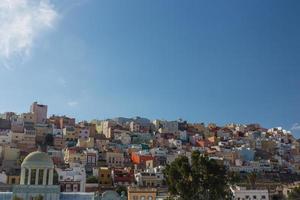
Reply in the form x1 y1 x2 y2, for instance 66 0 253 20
112 168 134 186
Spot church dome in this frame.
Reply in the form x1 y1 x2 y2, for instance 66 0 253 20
22 151 54 168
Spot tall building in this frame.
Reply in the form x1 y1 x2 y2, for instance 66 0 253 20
30 102 48 124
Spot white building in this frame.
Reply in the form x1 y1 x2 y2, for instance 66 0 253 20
134 166 164 187
55 165 86 192
231 186 269 200
114 131 131 145
168 138 182 149
152 120 178 133
0 171 7 184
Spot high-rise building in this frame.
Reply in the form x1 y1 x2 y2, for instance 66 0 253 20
30 102 48 124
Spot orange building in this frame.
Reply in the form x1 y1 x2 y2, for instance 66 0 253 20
131 152 153 168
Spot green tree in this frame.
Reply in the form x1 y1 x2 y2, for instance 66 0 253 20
44 133 54 146
116 185 127 197
163 151 232 200
288 186 300 200
53 169 59 185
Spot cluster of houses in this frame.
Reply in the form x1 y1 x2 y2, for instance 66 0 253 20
0 102 300 199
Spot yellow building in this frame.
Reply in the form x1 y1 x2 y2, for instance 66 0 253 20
63 127 78 141
93 121 104 134
7 175 20 184
11 132 24 144
2 145 20 161
20 113 36 123
127 187 157 200
98 167 112 188
64 147 86 165
18 133 36 150
77 137 94 148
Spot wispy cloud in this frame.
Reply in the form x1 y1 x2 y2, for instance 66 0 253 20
67 101 78 107
0 0 57 69
291 123 300 131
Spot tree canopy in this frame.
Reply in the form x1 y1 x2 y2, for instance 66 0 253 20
163 151 232 200
288 186 300 200
44 133 54 146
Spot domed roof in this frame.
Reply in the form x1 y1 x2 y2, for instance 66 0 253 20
22 151 54 168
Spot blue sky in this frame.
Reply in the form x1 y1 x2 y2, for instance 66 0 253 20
0 0 300 135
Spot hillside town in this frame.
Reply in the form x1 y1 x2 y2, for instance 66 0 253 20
0 102 300 200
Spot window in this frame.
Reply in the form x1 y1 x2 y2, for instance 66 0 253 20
133 196 138 200
140 196 145 200
148 196 153 200
262 196 266 199
253 195 256 199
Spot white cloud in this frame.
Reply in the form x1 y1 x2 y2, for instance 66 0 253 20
67 101 78 107
291 123 300 131
0 0 57 69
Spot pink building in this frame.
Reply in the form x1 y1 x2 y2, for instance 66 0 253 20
30 102 48 124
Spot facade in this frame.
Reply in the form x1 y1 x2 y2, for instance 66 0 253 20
127 187 157 200
30 102 48 124
102 121 117 139
105 151 124 167
2 145 20 161
231 186 269 200
98 167 113 188
77 137 95 148
152 120 178 134
56 165 86 192
54 135 65 150
35 124 51 144
130 122 141 132
112 168 134 186
131 151 153 168
134 167 164 187
49 115 76 129
0 130 12 145
77 127 90 140
20 113 36 123
63 127 77 141
64 147 86 165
